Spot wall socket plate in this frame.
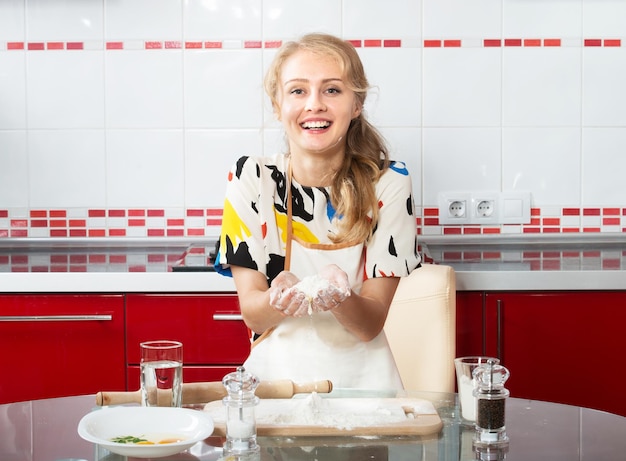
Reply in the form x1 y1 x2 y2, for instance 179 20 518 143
438 191 531 225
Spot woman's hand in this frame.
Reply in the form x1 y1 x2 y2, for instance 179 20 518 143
268 271 309 317
310 264 351 312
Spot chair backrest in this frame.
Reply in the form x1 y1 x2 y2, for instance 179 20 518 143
384 263 456 393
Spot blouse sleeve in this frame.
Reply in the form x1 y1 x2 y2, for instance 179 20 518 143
365 161 421 279
214 156 268 278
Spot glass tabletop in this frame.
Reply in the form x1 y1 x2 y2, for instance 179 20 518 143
1 390 625 461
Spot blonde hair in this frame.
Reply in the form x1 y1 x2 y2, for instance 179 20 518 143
265 33 390 244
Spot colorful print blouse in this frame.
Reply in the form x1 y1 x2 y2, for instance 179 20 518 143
215 154 421 285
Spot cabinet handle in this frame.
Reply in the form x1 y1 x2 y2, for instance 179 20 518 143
213 314 243 321
0 315 113 322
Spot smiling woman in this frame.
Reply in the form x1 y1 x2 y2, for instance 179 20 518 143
214 33 421 390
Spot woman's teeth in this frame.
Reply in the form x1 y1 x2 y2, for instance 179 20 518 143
301 121 331 129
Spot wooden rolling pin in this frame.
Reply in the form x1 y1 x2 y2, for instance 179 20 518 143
95 379 333 406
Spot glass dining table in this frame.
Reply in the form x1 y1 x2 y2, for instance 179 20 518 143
1 390 625 461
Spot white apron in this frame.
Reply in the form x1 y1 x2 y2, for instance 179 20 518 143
242 164 403 390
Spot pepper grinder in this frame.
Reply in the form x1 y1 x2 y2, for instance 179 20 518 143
473 359 510 447
222 366 260 457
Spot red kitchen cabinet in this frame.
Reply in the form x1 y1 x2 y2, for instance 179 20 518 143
125 294 250 389
457 291 626 417
0 294 125 404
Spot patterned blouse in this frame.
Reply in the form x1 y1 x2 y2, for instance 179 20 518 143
215 154 421 285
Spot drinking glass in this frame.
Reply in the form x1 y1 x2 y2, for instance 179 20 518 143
140 340 183 407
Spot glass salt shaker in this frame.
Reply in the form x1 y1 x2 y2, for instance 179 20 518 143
473 359 510 447
222 366 260 458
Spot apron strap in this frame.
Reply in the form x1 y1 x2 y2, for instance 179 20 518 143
285 160 294 272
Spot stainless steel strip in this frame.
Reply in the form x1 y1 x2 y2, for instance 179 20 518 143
212 314 243 321
0 315 113 322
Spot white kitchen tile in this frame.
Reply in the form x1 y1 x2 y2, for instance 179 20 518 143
26 51 105 129
0 52 26 129
263 128 286 156
106 130 184 207
262 0 341 40
423 48 501 127
184 49 263 129
183 0 262 40
422 127 501 206
378 127 422 205
0 131 28 208
502 47 581 127
582 128 626 206
26 0 103 41
358 48 421 127
343 0 422 39
583 47 626 126
503 0 583 38
28 130 107 208
0 0 25 40
184 129 263 207
423 0 502 38
583 0 626 37
105 50 183 128
502 127 581 207
105 0 182 40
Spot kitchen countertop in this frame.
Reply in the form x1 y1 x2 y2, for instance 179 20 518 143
0 234 624 292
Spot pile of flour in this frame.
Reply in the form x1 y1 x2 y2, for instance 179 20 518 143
293 275 332 315
256 393 412 430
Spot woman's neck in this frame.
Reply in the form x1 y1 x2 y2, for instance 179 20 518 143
289 151 343 187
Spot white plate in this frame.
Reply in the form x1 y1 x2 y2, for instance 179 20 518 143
77 406 214 458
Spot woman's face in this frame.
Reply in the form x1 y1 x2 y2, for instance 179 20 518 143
277 50 361 158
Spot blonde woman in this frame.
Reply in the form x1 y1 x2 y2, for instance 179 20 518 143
215 33 421 389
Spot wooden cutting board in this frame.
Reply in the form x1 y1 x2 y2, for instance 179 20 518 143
204 396 442 437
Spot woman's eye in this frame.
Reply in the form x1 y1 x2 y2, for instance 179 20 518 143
290 88 304 95
326 88 341 94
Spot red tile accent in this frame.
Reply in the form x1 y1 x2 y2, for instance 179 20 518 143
484 39 501 47
167 219 184 226
347 40 362 47
543 228 561 233
206 219 222 226
129 209 145 217
582 227 601 232
50 229 67 237
483 251 502 259
28 42 45 51
47 42 64 50
504 39 522 47
109 209 126 217
30 210 47 217
603 207 620 215
50 210 66 217
109 255 127 264
10 229 27 237
204 41 222 48
11 255 28 264
108 229 126 236
106 42 124 50
11 219 27 227
424 40 441 48
148 254 166 263
562 228 580 233
0 230 9 238
129 265 147 272
148 229 165 237
89 254 107 264
603 217 620 226
604 39 621 47
89 209 106 217
185 41 203 49
562 208 580 216
543 218 560 226
244 41 262 48
128 219 146 227
187 228 205 236
0 255 9 264
583 208 601 216
444 40 461 47
147 209 165 217
0 210 8 218
543 39 561 47
443 227 462 235
463 227 481 234
70 254 87 264
542 260 561 270
423 217 439 226
165 41 181 49
603 259 621 270
167 229 185 237
265 41 282 48
206 208 223 216
7 42 24 50
67 42 83 50
30 220 48 228
69 265 87 272
531 208 541 216
364 39 382 47
584 39 602 47
187 209 204 217
88 229 106 237
423 208 439 216
145 41 163 49
384 39 402 47
524 39 541 47
482 228 501 234
523 227 541 233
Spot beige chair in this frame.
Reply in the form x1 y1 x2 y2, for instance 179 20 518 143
384 263 456 393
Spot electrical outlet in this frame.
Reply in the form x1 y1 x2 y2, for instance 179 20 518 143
471 194 499 223
438 193 471 224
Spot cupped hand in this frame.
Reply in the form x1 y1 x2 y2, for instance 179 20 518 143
310 264 351 313
269 271 309 316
